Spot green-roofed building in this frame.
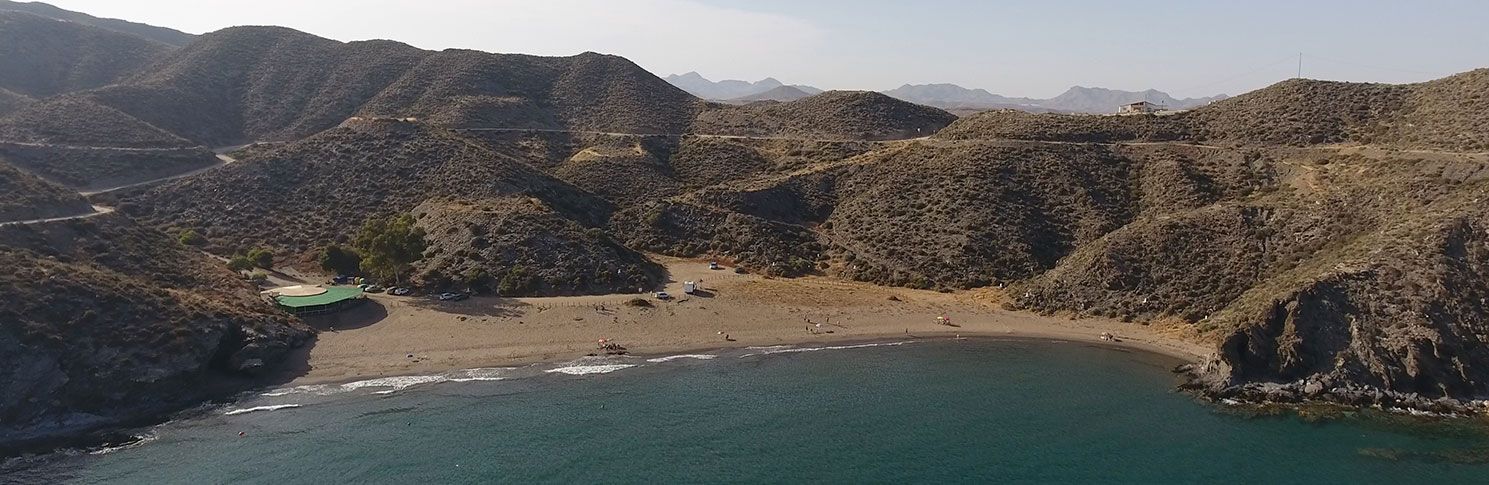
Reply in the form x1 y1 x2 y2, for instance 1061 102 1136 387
266 285 365 316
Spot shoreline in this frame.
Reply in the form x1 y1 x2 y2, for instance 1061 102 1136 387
274 259 1212 388
278 329 1199 388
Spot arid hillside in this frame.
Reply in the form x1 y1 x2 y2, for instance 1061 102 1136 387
359 49 705 134
1 25 952 151
938 69 1489 152
4 10 1489 430
0 214 310 451
0 0 195 46
85 27 433 146
113 120 613 258
694 91 957 140
0 87 30 116
0 11 171 98
412 197 661 296
0 158 91 222
0 96 196 148
0 142 217 190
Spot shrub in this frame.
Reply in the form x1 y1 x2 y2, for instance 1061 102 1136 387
498 265 537 295
227 256 255 273
246 248 274 268
464 268 493 291
177 229 205 246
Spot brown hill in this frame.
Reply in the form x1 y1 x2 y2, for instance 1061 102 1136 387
693 91 956 140
28 27 703 147
362 50 703 134
0 11 171 97
412 197 661 296
0 96 195 148
729 85 813 103
0 0 194 46
458 130 880 207
1 25 962 150
0 213 309 452
1371 68 1489 151
934 109 1190 143
110 121 612 260
1185 78 1412 146
0 158 91 222
598 135 1489 411
0 142 217 190
937 70 1489 152
86 27 432 146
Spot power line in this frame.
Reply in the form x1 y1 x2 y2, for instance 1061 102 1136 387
1172 55 1299 94
1301 54 1443 76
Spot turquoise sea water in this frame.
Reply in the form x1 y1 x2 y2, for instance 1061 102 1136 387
10 339 1489 484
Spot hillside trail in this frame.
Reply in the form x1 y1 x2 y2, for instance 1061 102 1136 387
0 204 113 227
79 152 236 196
452 127 910 144
0 146 239 225
0 140 202 152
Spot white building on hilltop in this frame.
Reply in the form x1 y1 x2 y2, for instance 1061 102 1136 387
1118 101 1165 114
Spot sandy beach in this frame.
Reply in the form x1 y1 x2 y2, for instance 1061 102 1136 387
278 258 1214 386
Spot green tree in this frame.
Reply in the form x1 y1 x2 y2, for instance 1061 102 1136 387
498 265 536 295
319 244 363 276
246 248 274 268
354 214 428 285
227 256 255 274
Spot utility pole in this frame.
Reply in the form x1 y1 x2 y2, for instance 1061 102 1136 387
1297 53 1303 78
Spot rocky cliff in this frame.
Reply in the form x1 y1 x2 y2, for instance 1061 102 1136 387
0 214 311 453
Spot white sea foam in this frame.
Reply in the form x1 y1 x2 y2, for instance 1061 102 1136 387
342 375 448 394
223 404 302 416
89 434 157 455
743 341 914 357
545 364 637 375
260 367 515 397
645 354 718 363
745 345 795 351
446 367 512 382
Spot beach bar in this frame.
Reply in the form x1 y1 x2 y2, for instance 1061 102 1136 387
262 285 365 316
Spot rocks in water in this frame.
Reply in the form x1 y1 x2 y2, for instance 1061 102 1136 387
1174 362 1482 416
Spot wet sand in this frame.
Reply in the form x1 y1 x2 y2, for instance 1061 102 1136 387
283 258 1214 385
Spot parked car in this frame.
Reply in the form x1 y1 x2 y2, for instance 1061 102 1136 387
655 291 672 300
708 261 721 270
389 287 412 296
363 285 385 293
438 292 468 301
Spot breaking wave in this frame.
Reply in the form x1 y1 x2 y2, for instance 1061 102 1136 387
224 404 302 416
645 354 718 363
741 341 914 357
545 364 637 375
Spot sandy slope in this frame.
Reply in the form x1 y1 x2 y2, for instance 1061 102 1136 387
280 258 1212 385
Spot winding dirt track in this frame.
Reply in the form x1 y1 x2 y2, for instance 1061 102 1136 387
0 147 237 225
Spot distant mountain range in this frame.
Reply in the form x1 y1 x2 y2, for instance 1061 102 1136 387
663 72 821 101
665 73 1227 113
882 83 1227 113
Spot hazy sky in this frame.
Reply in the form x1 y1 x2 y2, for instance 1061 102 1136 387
44 0 1489 98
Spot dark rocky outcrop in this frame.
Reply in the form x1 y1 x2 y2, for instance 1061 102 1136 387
0 214 310 454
